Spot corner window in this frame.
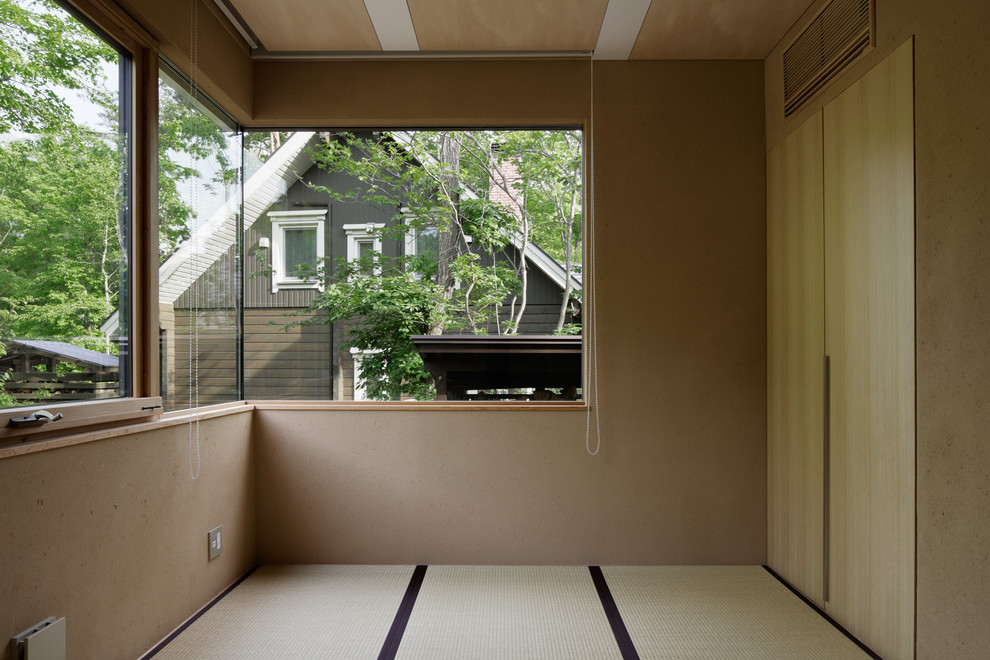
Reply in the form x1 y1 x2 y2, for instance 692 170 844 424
270 211 326 291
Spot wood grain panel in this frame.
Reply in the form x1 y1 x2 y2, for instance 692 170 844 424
229 0 380 51
767 110 825 606
407 0 607 52
823 39 914 660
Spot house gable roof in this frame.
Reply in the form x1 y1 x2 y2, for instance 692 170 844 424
101 131 319 336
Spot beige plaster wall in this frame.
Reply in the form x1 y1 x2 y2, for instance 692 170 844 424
253 60 768 566
0 413 256 660
766 1 990 657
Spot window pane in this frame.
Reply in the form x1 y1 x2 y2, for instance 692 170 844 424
158 61 242 411
284 227 317 273
243 129 582 402
416 227 439 261
0 0 129 409
357 240 375 276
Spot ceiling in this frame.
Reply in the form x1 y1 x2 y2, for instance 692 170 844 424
217 0 816 60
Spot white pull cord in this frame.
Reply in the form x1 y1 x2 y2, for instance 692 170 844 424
585 57 601 456
188 0 201 480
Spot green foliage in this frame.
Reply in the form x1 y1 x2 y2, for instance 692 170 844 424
287 257 443 401
0 0 117 134
0 344 15 406
554 323 582 336
0 130 122 342
306 132 452 237
0 0 124 356
448 252 516 334
1 0 237 358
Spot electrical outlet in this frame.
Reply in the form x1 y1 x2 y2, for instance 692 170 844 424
208 525 222 560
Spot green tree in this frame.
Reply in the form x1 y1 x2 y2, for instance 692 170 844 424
0 0 116 134
288 258 444 401
158 78 240 261
0 130 122 347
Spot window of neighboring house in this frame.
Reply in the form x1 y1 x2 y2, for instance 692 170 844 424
270 211 327 292
0 0 163 438
344 223 385 277
405 222 440 273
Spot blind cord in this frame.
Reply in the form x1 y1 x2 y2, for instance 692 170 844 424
585 57 601 456
188 0 201 480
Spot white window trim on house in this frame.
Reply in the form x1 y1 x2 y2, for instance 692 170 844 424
343 222 385 277
270 210 327 293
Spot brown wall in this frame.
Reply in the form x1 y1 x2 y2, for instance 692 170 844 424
0 413 256 660
253 59 589 127
252 60 768 565
765 0 990 656
115 0 253 120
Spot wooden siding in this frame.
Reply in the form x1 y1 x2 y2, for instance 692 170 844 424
244 309 332 400
169 309 239 410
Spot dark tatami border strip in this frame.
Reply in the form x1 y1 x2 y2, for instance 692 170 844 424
378 564 428 660
140 565 260 660
589 565 641 660
761 565 882 659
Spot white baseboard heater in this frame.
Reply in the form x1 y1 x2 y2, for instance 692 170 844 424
10 617 65 660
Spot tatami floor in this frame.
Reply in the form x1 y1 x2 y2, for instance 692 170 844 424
144 565 872 659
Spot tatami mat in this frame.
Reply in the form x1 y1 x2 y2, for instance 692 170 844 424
149 564 414 659
602 565 870 659
148 565 875 659
396 565 623 659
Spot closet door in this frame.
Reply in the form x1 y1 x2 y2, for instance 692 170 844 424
824 39 915 660
767 111 825 605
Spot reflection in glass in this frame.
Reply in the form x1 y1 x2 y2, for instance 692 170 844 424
157 61 242 411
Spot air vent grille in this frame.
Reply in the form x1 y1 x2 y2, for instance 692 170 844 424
783 0 873 117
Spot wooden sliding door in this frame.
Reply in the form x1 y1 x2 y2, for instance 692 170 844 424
767 110 826 606
823 39 915 660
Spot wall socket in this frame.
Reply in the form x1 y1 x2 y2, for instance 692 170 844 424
208 525 222 560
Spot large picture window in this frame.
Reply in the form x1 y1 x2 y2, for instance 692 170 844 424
0 0 133 419
243 129 583 402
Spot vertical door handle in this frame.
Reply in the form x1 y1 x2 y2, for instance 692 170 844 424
823 354 831 603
